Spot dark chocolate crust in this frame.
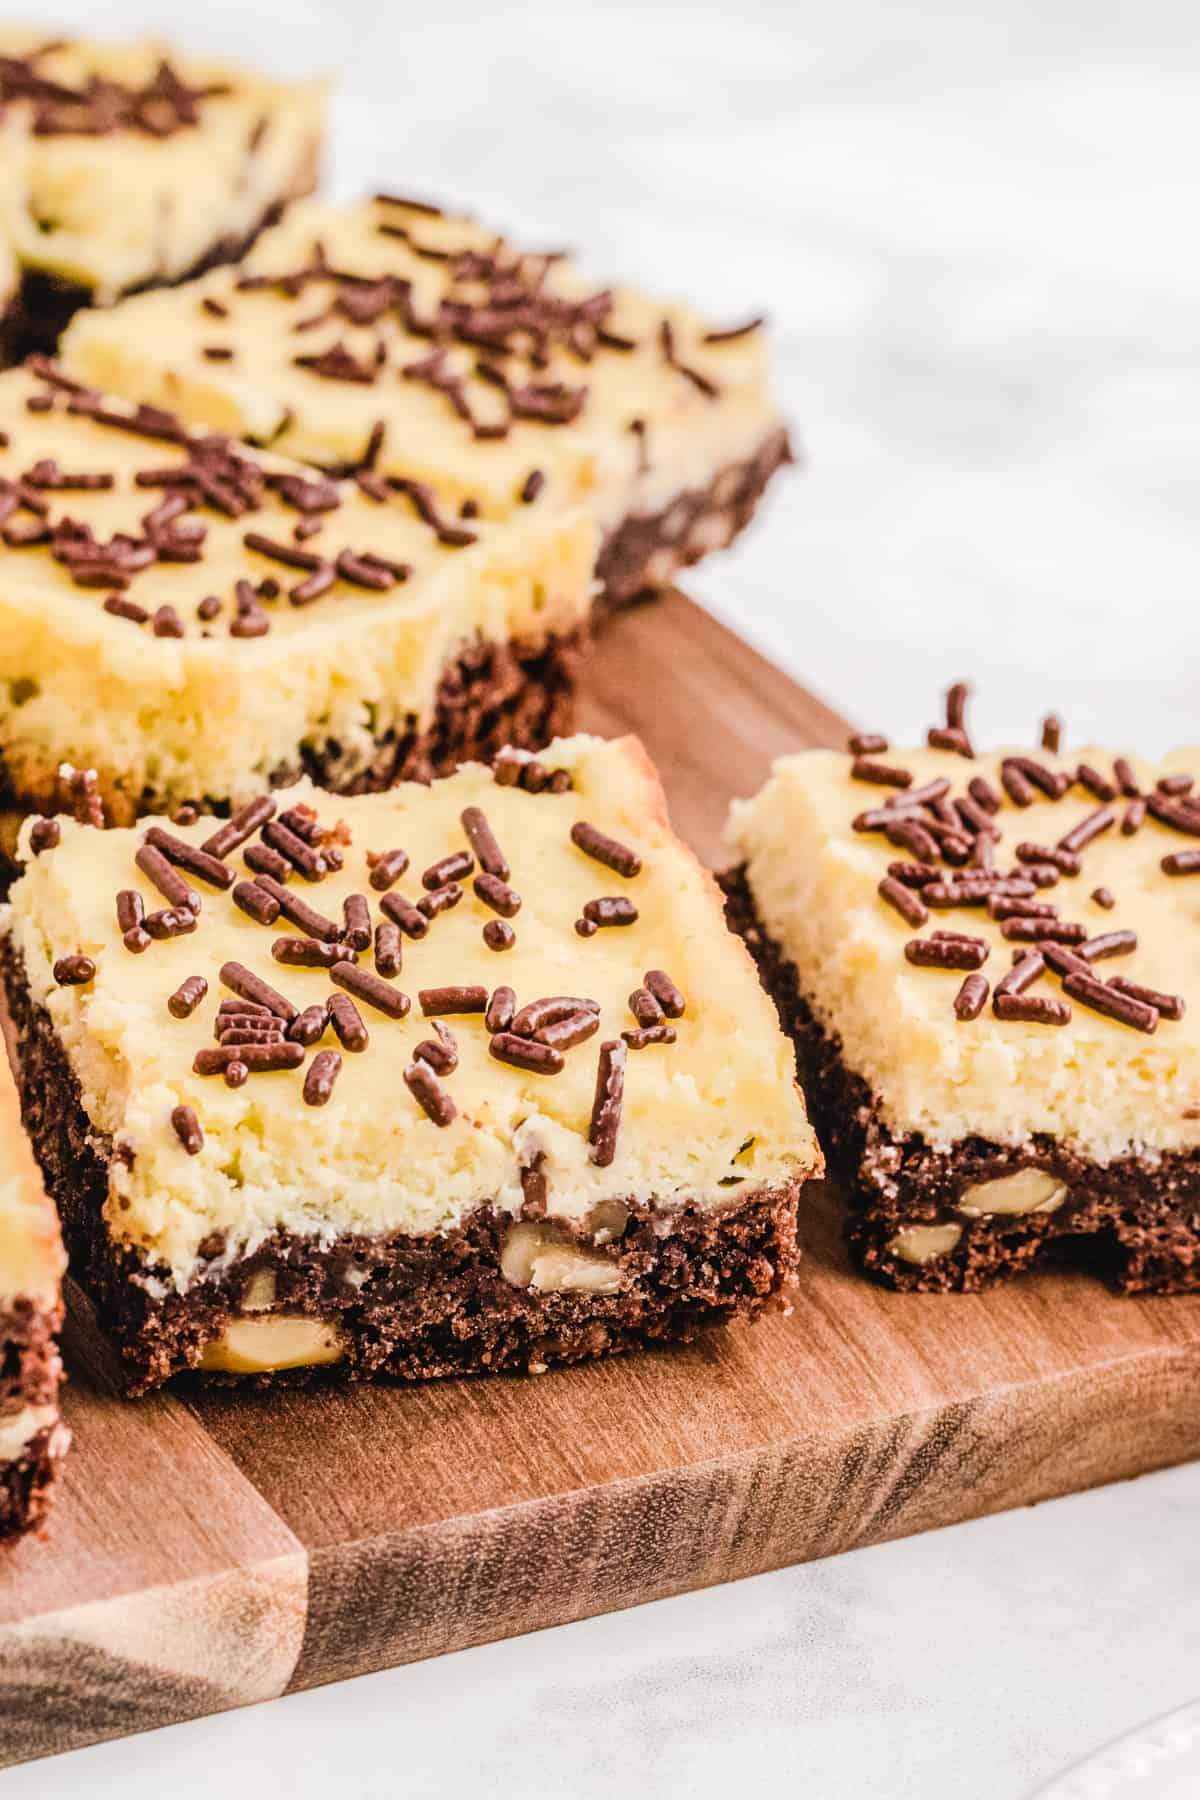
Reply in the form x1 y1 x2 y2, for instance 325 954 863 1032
0 1423 61 1542
722 867 1200 1296
2 938 800 1395
0 1298 65 1542
0 624 587 854
595 426 793 611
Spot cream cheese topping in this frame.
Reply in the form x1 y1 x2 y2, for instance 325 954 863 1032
61 194 784 534
0 363 595 817
728 741 1200 1161
0 30 325 301
5 735 818 1287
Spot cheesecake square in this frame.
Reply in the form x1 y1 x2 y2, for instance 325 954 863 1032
0 1045 67 1538
0 30 325 359
0 357 594 846
60 193 792 609
3 734 819 1392
726 687 1200 1295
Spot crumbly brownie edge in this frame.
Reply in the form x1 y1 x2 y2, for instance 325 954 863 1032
0 623 588 849
0 1298 65 1542
594 426 793 611
0 1423 62 1542
2 937 801 1396
720 867 1200 1296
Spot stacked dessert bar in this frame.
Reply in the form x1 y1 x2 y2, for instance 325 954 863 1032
0 31 324 357
727 688 1200 1295
3 736 820 1393
60 193 792 608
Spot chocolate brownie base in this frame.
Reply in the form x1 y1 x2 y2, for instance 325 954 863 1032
722 868 1200 1296
0 624 587 860
0 1298 65 1541
595 426 794 611
0 194 295 366
0 1423 61 1541
3 938 800 1396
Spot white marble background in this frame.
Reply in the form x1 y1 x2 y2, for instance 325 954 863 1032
10 1 1200 1793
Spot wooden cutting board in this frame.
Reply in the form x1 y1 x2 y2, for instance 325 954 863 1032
3 592 1200 1768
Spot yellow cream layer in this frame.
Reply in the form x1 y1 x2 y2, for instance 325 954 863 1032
0 30 325 301
5 737 818 1288
61 195 784 531
728 743 1200 1162
0 1049 65 1309
0 364 594 817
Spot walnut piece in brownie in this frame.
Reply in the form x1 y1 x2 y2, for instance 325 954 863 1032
4 734 820 1392
0 359 595 828
0 29 325 358
726 684 1200 1295
0 1049 68 1538
61 194 792 606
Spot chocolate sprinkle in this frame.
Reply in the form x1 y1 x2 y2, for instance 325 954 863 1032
303 1050 342 1107
53 954 94 986
1107 977 1185 1022
485 986 516 1034
622 1025 677 1050
373 919 404 977
953 972 989 1020
414 1020 458 1074
490 1032 564 1076
194 1042 305 1075
328 991 369 1051
421 850 474 890
29 818 61 854
570 821 641 879
419 985 488 1016
367 847 409 891
171 1106 204 1155
142 826 233 890
201 795 275 860
232 879 280 926
341 893 372 951
418 882 463 920
332 961 410 1019
582 897 638 928
135 843 200 913
143 907 198 941
253 874 340 942
645 969 686 1017
272 936 345 969
1062 971 1157 1034
219 960 297 1022
878 876 928 928
588 1039 626 1167
168 975 208 1019
474 872 521 918
461 806 510 880
380 892 428 938
483 919 516 952
404 1060 457 1127
993 992 1070 1026
905 936 988 971
289 1002 330 1047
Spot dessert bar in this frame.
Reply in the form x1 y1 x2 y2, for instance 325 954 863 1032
0 1045 67 1538
0 30 324 359
60 193 792 607
0 358 594 849
726 687 1200 1294
3 734 819 1392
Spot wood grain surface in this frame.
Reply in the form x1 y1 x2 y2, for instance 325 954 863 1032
3 592 1199 1766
